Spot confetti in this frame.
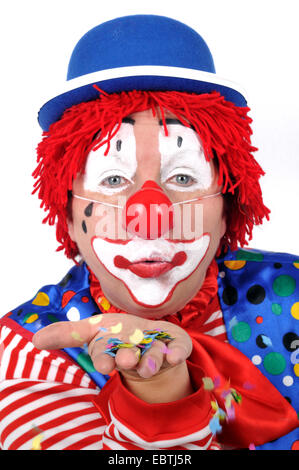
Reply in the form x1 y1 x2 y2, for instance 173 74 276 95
224 394 233 409
261 335 272 347
161 343 170 354
209 415 222 435
218 408 227 422
31 426 44 450
71 331 84 342
89 315 103 324
231 390 242 404
98 327 108 332
213 376 221 388
95 336 104 342
32 434 43 450
110 322 123 334
147 357 156 372
202 377 215 391
211 401 219 412
129 329 144 345
31 424 43 436
135 349 141 360
228 316 238 330
226 405 235 421
103 330 174 357
243 381 255 390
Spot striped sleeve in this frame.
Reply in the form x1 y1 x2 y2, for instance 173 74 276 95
0 324 105 450
200 309 228 342
93 361 222 450
0 325 221 450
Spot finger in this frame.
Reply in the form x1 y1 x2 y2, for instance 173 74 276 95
136 339 165 378
87 334 117 374
32 314 119 350
148 321 193 365
114 346 141 370
164 335 193 366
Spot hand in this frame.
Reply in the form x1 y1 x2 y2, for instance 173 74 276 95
32 313 193 380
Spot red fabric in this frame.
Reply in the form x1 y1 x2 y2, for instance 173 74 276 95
89 260 299 448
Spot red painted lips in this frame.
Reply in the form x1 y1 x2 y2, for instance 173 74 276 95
114 252 187 278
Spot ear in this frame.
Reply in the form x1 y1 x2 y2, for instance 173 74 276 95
66 190 76 242
220 212 227 239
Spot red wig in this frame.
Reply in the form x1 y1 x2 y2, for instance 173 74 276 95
32 89 270 260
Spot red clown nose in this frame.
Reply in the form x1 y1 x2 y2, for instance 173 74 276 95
123 181 174 239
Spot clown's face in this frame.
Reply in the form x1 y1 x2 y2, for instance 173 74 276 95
68 109 226 319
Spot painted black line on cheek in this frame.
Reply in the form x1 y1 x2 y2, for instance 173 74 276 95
84 203 94 217
82 220 87 234
116 139 122 151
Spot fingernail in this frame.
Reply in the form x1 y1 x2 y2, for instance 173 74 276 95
147 357 156 373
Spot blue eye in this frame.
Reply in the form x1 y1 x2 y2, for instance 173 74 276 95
107 175 122 186
175 174 192 185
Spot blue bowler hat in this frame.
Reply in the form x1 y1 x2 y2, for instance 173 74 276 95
38 14 247 131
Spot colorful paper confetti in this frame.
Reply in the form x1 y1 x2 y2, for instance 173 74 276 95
110 322 123 334
161 343 171 354
95 336 104 343
103 330 174 358
98 327 108 333
202 377 215 391
209 415 222 434
228 316 238 330
89 315 103 325
147 357 156 372
71 331 84 342
31 424 44 450
129 329 144 345
32 433 43 450
243 381 255 390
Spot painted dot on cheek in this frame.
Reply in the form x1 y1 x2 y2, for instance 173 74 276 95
82 220 87 233
84 203 94 217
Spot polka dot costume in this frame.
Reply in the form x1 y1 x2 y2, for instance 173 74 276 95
218 248 299 450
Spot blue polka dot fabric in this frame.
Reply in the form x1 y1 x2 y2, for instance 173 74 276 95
217 248 299 450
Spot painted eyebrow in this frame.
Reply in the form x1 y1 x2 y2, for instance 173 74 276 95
159 118 185 126
122 117 135 125
159 118 195 131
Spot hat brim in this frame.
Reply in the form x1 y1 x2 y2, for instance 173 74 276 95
38 65 247 131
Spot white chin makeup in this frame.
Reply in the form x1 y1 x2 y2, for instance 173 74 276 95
91 235 210 307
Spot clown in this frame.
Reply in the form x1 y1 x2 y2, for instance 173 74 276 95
0 15 298 451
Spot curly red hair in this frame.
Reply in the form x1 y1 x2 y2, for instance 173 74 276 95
32 89 270 260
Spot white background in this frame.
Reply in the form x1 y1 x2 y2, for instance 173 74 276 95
0 0 298 315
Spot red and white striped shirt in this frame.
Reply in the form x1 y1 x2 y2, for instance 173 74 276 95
0 305 226 450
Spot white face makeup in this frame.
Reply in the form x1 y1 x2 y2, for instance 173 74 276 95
83 122 137 196
159 123 213 193
92 235 210 306
71 111 221 310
